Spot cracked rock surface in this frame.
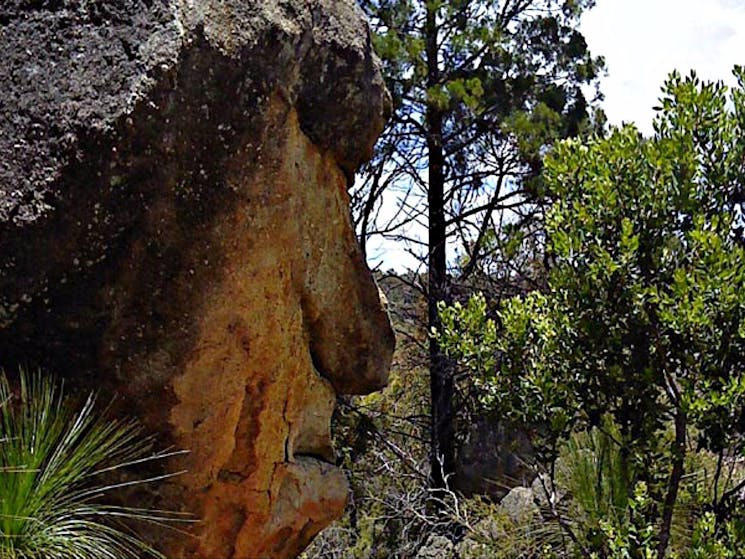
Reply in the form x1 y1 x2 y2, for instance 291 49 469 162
0 1 394 557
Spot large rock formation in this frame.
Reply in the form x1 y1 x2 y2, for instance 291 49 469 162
0 1 395 557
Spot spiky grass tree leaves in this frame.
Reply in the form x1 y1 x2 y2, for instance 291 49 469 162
0 370 185 559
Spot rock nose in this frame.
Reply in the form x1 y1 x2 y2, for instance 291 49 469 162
292 107 395 396
304 248 396 396
321 282 395 395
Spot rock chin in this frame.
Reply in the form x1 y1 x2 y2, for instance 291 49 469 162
0 1 394 557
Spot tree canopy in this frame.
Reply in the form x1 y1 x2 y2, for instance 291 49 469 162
355 0 604 269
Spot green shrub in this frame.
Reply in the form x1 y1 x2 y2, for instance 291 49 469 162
0 369 187 559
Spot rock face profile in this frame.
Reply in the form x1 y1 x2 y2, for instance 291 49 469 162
0 1 395 557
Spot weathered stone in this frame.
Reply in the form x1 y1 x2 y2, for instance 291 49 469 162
454 416 535 501
531 471 566 511
499 486 538 523
416 535 456 559
0 1 394 557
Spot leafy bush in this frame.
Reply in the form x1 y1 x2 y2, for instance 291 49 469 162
438 67 745 558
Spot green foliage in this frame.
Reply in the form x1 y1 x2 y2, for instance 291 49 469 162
558 422 630 543
355 0 605 265
596 483 658 559
682 511 745 559
355 0 605 526
438 67 745 557
0 369 184 559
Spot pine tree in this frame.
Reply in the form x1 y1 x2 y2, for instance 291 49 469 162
355 0 604 510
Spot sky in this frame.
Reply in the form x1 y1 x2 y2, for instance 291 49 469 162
368 0 745 271
580 0 745 135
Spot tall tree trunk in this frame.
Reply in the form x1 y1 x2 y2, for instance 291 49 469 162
657 409 686 559
425 3 455 513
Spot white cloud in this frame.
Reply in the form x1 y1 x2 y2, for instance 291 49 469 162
581 0 745 134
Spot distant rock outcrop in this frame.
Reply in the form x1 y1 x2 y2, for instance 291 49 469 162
0 1 394 557
454 416 535 501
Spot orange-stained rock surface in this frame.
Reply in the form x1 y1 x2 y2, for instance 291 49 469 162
160 107 393 558
0 1 394 557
